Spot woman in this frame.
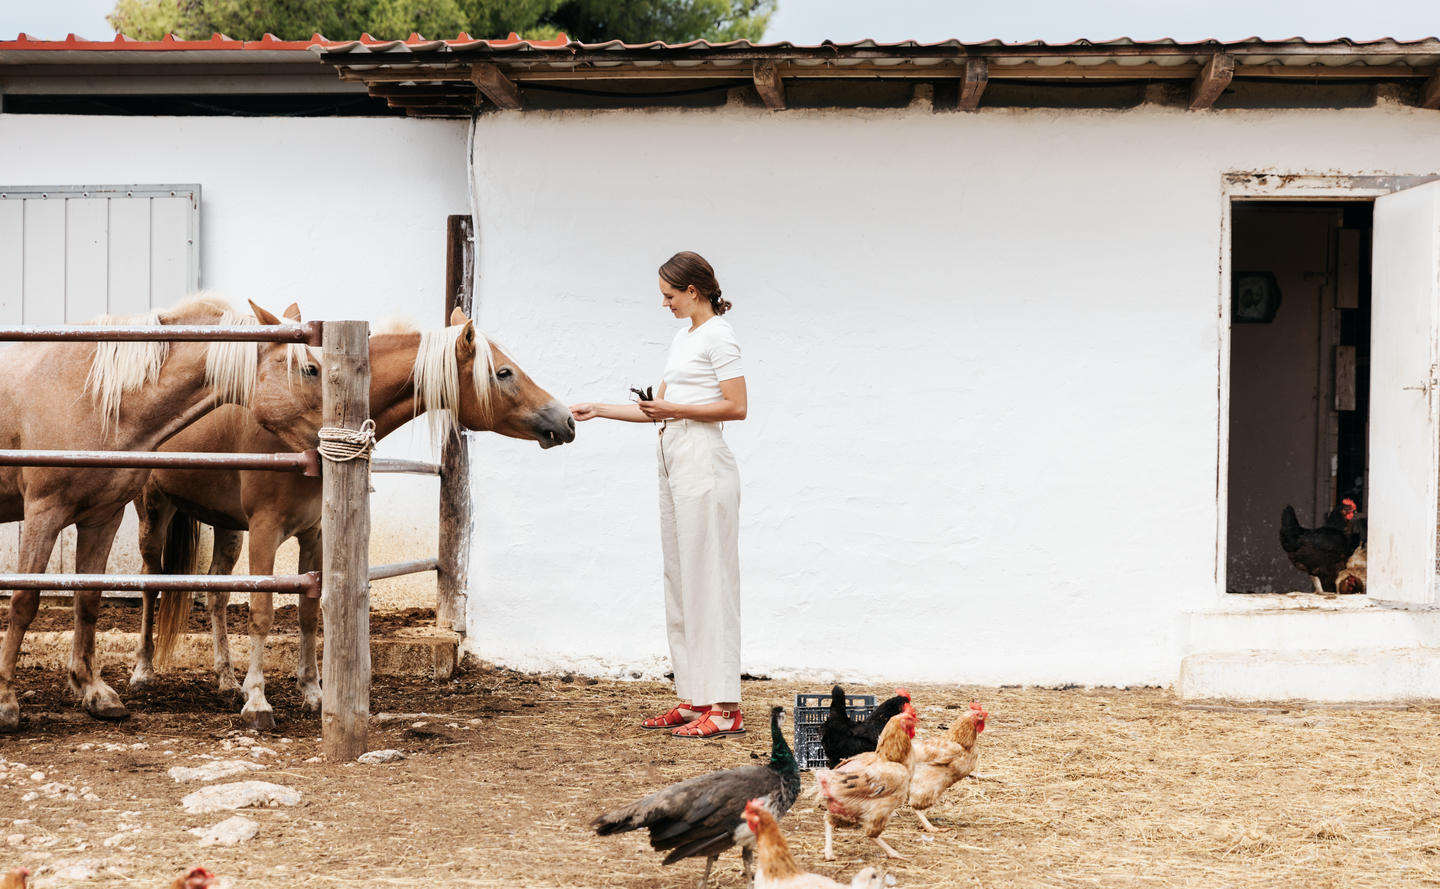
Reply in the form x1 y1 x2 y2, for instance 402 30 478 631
570 251 748 739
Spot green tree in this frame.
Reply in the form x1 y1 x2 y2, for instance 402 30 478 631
108 0 773 42
543 0 774 43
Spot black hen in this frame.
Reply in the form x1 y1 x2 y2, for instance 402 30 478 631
1280 498 1357 593
820 685 912 769
593 705 800 888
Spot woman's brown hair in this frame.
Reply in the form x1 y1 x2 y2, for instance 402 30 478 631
659 251 732 316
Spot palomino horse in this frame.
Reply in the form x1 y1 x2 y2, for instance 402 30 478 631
0 297 323 731
134 307 574 730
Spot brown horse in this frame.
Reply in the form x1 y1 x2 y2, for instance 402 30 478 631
0 297 324 731
134 307 574 730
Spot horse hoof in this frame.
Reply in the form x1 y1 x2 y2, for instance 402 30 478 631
87 702 130 722
0 707 18 733
129 675 155 692
242 709 276 732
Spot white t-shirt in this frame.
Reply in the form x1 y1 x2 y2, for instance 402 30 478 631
662 316 744 406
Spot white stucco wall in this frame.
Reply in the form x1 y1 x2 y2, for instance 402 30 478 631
465 96 1440 687
0 113 469 584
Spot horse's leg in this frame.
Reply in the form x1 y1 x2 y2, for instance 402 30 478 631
0 510 67 731
71 513 129 720
240 522 283 731
295 527 322 713
207 529 244 701
130 494 177 691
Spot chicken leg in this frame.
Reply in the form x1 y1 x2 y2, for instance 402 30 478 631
872 836 909 860
823 814 837 860
914 809 948 833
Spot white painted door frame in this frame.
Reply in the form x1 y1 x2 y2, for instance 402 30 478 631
1214 172 1440 604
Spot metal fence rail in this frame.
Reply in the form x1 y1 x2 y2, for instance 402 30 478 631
372 458 441 475
0 449 321 475
0 321 322 346
368 558 439 582
0 572 320 597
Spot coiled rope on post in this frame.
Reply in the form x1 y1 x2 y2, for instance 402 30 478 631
317 419 376 463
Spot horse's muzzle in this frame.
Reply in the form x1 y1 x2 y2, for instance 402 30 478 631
534 401 577 449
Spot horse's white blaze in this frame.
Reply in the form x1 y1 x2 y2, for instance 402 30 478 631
412 324 496 449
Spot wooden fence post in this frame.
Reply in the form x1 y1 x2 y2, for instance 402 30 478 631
437 215 473 632
321 319 372 761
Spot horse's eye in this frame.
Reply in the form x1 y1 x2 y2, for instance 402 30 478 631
303 365 319 377
496 367 514 381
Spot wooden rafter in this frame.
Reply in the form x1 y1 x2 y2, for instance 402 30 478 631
335 60 1429 86
958 58 988 111
470 62 523 110
1423 70 1440 109
1189 53 1234 110
753 60 785 109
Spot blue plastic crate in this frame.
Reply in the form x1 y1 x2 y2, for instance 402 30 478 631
793 691 876 771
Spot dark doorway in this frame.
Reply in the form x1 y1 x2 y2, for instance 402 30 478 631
1226 201 1371 593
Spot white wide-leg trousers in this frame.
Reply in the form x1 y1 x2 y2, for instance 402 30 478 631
657 418 741 705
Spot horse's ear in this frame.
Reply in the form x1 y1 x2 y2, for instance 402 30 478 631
456 320 477 360
249 300 281 326
282 302 302 321
449 306 468 326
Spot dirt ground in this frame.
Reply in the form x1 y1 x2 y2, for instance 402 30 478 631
2 655 1440 889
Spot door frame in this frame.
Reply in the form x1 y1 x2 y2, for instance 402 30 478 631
1214 172 1440 601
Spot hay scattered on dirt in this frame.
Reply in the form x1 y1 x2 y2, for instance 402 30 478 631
2 661 1439 888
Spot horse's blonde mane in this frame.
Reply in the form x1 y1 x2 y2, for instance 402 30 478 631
86 296 288 436
203 310 260 408
86 310 168 436
376 317 419 335
412 324 496 449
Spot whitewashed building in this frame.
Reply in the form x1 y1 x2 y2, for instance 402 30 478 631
6 33 1440 700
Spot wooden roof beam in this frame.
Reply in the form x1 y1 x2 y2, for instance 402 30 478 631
1189 53 1234 110
1422 70 1440 108
753 60 785 109
959 58 988 110
470 62 523 110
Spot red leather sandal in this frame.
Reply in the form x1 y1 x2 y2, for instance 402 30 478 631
672 709 745 739
641 704 703 730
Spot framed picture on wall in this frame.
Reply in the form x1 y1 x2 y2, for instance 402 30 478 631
1233 271 1282 324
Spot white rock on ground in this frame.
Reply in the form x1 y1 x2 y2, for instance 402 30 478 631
356 749 405 764
189 816 259 847
180 782 301 815
168 761 266 783
50 860 101 881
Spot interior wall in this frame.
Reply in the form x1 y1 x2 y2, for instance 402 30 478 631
1226 205 1339 593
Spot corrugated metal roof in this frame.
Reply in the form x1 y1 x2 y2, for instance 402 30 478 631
5 32 1439 117
3 32 1439 61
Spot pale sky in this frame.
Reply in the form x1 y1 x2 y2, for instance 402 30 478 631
1 0 1437 44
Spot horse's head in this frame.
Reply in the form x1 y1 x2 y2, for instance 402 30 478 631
449 307 575 448
247 300 323 452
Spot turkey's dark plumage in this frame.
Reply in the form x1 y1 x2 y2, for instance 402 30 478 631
593 706 801 874
820 685 912 769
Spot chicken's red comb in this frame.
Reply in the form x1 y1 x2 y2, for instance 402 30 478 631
895 687 911 700
969 701 984 710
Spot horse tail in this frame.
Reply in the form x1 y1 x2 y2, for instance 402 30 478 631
153 514 201 667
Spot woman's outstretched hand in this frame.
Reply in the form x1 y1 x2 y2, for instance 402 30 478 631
570 403 600 421
637 399 682 420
